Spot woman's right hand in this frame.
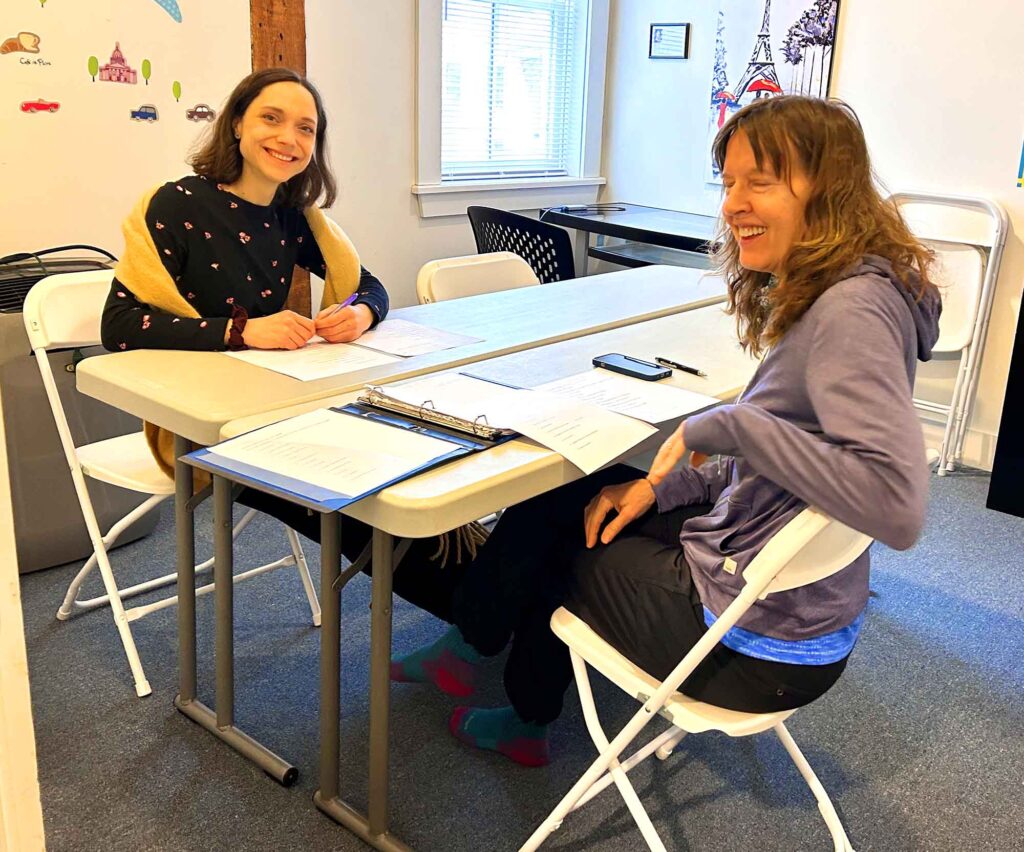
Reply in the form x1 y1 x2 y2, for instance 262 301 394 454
242 310 316 350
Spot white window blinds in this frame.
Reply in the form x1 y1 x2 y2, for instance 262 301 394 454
441 0 588 181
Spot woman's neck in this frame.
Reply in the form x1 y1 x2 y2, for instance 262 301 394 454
222 173 278 206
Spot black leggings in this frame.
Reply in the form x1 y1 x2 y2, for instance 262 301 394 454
449 466 848 725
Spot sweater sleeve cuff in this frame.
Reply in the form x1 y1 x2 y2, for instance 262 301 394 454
354 296 384 328
651 467 708 512
208 317 232 351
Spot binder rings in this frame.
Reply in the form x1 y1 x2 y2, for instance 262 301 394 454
356 385 517 442
187 403 514 513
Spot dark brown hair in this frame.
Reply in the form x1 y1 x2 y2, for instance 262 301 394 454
189 68 336 209
711 96 936 355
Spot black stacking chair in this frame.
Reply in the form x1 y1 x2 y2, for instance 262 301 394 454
467 206 576 283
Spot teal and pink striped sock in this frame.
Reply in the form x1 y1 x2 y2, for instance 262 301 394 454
390 626 481 698
449 705 550 767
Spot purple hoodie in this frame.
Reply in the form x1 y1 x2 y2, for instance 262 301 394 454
652 256 942 649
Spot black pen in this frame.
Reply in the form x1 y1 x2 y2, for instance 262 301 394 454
655 356 707 378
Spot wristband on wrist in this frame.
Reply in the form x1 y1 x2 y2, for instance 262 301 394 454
227 305 249 351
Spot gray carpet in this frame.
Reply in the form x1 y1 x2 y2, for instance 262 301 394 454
20 472 1024 851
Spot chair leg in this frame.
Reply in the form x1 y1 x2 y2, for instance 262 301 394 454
520 652 667 852
570 652 666 852
655 728 688 761
774 722 854 852
937 350 971 475
285 526 321 627
57 494 167 619
576 727 683 809
82 526 152 697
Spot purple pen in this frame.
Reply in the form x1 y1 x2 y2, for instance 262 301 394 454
329 292 360 316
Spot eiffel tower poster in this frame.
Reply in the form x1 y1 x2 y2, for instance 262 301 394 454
704 0 842 183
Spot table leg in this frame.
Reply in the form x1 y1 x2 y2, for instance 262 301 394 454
368 528 395 836
173 434 196 704
175 470 297 786
573 228 590 277
213 475 234 728
315 524 410 852
319 512 341 802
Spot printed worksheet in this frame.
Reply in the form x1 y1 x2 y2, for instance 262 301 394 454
536 369 719 424
353 318 482 357
207 409 457 497
225 338 399 381
382 373 656 473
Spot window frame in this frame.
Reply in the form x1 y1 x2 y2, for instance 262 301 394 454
413 0 609 218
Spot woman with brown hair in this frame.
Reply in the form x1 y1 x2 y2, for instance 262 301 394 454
102 67 387 356
100 69 469 621
390 95 942 767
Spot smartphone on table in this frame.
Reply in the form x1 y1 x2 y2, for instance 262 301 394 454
592 353 671 381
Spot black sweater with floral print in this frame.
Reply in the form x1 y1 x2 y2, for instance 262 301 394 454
101 175 388 351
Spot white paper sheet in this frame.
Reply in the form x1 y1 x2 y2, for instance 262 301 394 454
209 409 457 496
225 338 399 381
503 389 657 474
383 373 656 474
535 369 720 424
353 318 482 357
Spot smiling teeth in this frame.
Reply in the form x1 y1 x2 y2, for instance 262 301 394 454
738 226 767 237
267 150 294 162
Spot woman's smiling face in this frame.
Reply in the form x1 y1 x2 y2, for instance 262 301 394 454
720 129 812 276
233 81 318 200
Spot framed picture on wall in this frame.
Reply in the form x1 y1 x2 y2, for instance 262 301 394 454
649 23 690 59
704 0 843 182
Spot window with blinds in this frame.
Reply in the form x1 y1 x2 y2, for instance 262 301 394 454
441 0 589 182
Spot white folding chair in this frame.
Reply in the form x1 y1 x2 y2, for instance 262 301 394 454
23 271 320 697
890 193 1008 475
415 251 539 304
415 251 539 524
522 508 873 852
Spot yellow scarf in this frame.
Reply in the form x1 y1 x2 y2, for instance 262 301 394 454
115 184 363 479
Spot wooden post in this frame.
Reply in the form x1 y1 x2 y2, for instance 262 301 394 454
251 0 313 318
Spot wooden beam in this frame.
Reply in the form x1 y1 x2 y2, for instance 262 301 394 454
251 0 312 317
251 0 306 74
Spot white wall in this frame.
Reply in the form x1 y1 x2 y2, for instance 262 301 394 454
0 0 251 257
831 0 1023 468
600 0 1024 470
306 2 478 309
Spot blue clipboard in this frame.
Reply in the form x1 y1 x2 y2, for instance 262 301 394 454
186 404 514 513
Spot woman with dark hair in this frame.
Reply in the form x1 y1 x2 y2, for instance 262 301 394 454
390 95 942 767
102 67 386 359
99 70 467 620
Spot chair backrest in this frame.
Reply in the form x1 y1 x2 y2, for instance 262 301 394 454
889 192 1008 355
23 270 114 351
466 206 576 283
742 507 873 598
926 241 986 353
415 251 540 304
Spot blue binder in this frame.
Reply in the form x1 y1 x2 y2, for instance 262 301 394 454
187 403 515 513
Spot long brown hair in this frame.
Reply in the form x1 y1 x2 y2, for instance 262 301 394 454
189 68 337 209
711 96 935 356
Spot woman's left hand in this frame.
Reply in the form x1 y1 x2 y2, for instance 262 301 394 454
647 422 688 486
314 302 374 343
584 479 656 548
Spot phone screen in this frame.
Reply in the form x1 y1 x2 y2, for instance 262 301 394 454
592 353 671 381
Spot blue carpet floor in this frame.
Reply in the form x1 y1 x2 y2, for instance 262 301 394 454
20 472 1024 851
